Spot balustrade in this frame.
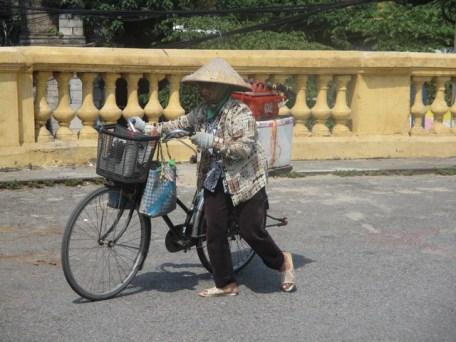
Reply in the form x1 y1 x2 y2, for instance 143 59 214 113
2 47 456 167
39 67 356 146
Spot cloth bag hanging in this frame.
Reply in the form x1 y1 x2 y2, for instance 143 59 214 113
139 142 177 218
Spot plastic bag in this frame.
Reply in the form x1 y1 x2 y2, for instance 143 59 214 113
139 161 177 217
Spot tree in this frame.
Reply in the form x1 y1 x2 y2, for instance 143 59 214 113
14 0 454 51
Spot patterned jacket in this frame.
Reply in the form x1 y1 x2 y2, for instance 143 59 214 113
161 98 267 206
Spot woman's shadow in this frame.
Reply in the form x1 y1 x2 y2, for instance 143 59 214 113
133 252 312 295
73 253 313 303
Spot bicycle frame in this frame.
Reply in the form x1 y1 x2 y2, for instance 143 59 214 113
118 128 287 263
159 189 205 251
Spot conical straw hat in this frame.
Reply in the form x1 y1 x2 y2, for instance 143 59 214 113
182 58 251 91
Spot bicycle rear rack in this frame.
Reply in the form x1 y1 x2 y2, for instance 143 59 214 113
266 213 288 228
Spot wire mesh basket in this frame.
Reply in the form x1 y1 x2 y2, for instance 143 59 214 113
96 125 159 183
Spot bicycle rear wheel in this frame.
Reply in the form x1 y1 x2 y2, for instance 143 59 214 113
196 215 256 273
61 186 149 301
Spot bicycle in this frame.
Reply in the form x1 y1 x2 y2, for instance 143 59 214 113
61 123 287 301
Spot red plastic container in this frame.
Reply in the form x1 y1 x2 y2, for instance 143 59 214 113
232 91 283 120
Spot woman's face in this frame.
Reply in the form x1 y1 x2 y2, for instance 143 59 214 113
196 83 229 104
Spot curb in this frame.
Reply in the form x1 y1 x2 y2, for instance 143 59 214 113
2 163 456 188
287 166 456 177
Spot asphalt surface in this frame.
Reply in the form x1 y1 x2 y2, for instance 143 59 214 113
1 173 456 341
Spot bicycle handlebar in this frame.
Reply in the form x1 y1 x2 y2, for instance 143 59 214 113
96 124 159 142
162 129 198 157
162 129 194 143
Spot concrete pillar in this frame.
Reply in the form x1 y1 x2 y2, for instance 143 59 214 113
350 73 411 135
0 72 20 147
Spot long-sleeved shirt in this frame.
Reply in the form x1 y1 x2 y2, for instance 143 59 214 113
161 97 267 206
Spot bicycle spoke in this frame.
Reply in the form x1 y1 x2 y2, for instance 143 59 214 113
109 249 122 287
79 207 102 236
111 249 133 279
88 246 102 292
116 236 141 245
116 243 140 250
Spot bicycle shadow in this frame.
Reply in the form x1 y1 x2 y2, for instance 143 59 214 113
132 262 212 292
72 262 211 303
72 253 313 303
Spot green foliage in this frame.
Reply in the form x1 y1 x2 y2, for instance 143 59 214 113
46 0 455 113
156 82 202 113
50 0 454 52
317 2 454 51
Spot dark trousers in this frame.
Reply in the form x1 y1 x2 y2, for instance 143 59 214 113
204 181 284 288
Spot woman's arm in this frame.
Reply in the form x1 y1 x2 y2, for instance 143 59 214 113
213 103 256 161
159 109 199 135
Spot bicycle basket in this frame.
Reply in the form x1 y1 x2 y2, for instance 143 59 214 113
96 124 159 183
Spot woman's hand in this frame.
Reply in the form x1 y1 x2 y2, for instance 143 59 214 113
130 116 146 131
190 132 214 150
129 116 161 136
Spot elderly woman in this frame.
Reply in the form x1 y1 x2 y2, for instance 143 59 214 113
133 58 295 297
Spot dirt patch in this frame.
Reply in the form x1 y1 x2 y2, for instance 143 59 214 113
30 227 62 236
0 226 17 233
0 252 60 266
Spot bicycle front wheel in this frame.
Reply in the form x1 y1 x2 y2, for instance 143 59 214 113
61 186 149 301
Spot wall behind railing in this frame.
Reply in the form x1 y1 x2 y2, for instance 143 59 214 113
1 46 456 168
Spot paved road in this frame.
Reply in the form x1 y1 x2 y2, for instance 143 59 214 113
1 175 456 342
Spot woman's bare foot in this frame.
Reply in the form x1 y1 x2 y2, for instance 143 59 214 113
281 252 296 292
198 282 239 297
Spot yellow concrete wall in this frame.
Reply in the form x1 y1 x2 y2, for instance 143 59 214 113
0 47 456 168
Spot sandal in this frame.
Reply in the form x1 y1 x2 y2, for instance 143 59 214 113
198 286 239 298
281 252 296 292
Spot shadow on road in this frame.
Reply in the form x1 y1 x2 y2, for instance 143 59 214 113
72 253 313 303
238 253 314 293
